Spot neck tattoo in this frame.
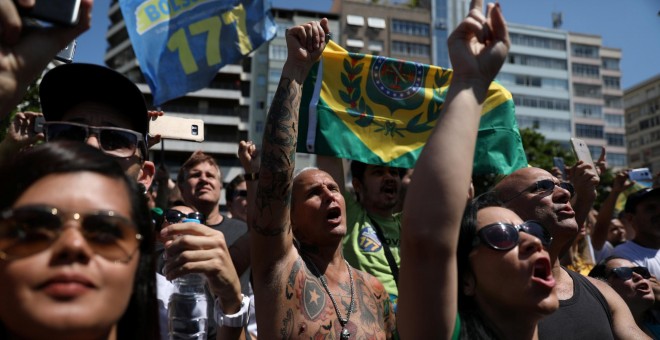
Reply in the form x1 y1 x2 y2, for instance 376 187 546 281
303 256 355 340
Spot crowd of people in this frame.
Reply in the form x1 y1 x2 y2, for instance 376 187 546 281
1 0 659 339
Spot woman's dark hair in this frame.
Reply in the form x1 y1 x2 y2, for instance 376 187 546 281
456 191 504 339
0 141 159 340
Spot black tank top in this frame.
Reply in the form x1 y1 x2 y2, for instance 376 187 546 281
538 267 614 339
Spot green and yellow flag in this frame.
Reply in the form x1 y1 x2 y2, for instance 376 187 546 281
298 40 527 175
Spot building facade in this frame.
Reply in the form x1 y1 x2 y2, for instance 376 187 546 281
624 74 660 173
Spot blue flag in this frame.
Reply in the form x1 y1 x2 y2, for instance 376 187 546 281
119 0 277 105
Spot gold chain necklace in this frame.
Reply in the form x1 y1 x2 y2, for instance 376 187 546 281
303 256 355 340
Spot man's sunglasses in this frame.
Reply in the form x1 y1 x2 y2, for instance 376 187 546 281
608 266 651 281
43 121 146 159
164 209 205 224
0 205 142 263
472 220 553 251
234 190 248 199
504 179 575 203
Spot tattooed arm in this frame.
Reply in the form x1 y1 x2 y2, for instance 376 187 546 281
250 17 330 334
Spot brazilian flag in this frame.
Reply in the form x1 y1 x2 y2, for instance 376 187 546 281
298 40 527 175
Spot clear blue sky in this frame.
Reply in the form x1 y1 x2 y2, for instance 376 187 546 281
76 0 659 89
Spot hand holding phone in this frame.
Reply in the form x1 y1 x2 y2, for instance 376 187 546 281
149 115 204 142
629 168 653 182
570 138 595 168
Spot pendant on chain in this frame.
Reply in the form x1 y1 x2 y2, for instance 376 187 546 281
340 327 350 339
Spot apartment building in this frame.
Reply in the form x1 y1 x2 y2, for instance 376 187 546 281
624 74 660 172
331 0 433 65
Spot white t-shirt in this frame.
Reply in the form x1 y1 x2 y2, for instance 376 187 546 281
612 241 660 277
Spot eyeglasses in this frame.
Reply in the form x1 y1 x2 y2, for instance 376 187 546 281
608 266 651 280
43 121 146 159
504 179 575 203
0 205 142 263
234 190 248 199
164 209 205 224
472 220 552 251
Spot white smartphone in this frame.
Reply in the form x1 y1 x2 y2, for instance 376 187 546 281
570 138 595 168
149 115 204 142
629 168 653 182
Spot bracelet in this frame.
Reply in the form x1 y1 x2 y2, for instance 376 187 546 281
214 294 251 328
244 172 259 181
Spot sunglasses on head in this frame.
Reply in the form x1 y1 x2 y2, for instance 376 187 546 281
43 121 146 159
164 209 205 224
0 205 142 263
608 266 651 280
472 220 553 251
505 179 575 203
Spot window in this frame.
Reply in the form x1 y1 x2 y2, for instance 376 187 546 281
368 40 383 52
346 39 364 48
510 33 566 51
392 19 430 37
392 41 430 57
604 96 623 108
571 43 599 59
575 124 604 139
515 75 542 87
506 54 567 70
572 63 600 78
605 114 624 127
602 57 620 70
573 84 602 98
511 94 570 111
607 153 626 167
606 133 625 146
603 76 620 89
269 45 287 61
517 116 571 132
574 103 602 118
268 69 281 83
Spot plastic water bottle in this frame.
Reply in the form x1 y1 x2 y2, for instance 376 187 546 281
168 216 208 340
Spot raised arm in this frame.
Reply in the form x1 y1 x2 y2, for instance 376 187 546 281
398 1 509 338
0 0 93 119
592 170 631 250
251 19 330 275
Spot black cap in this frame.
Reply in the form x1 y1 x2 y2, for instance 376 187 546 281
625 188 660 214
40 63 148 135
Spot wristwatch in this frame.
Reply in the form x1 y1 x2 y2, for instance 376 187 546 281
214 294 251 328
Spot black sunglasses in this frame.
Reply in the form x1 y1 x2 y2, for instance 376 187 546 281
234 190 248 199
0 205 142 263
164 209 205 224
472 220 553 251
504 179 575 203
44 121 146 159
608 266 651 280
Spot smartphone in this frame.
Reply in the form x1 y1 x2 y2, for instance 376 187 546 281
149 115 204 142
570 138 595 168
15 0 82 27
629 168 653 182
33 116 45 133
553 157 567 179
54 40 77 63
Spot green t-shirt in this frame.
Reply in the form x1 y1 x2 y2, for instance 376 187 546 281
342 192 401 311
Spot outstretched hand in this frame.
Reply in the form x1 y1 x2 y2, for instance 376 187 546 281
447 0 509 86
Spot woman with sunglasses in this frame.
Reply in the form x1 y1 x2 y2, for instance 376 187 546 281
589 257 660 338
398 0 559 338
0 141 158 340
